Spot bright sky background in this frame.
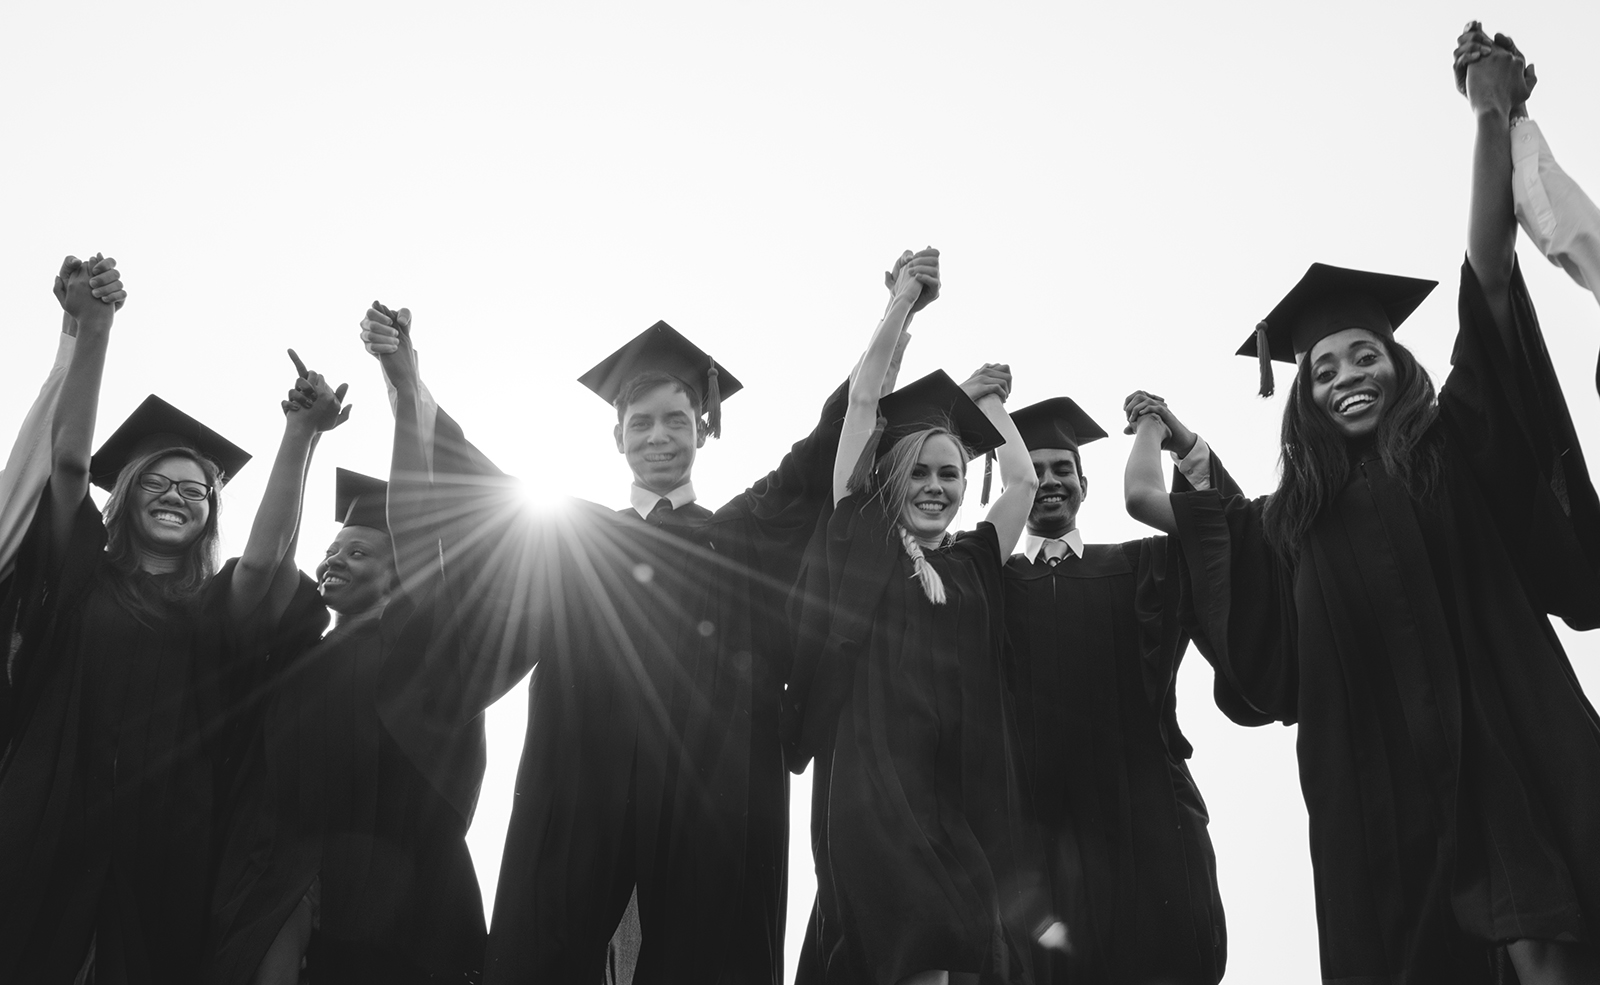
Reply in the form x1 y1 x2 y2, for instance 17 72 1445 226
5 2 1600 982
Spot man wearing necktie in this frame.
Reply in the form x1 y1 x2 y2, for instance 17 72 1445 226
1001 395 1251 985
360 255 946 985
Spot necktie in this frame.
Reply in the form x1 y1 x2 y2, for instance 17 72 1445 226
1042 538 1071 565
648 497 673 524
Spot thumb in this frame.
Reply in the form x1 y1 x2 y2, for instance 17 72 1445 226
396 308 412 334
336 405 353 425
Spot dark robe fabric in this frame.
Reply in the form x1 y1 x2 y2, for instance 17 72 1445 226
0 490 261 985
1172 260 1600 984
208 573 486 985
1002 461 1251 985
786 498 1040 985
377 380 848 985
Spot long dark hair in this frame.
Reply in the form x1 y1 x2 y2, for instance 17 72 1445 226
101 447 224 625
1262 336 1444 557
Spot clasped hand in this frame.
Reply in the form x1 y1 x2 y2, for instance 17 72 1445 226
53 254 127 328
283 349 352 432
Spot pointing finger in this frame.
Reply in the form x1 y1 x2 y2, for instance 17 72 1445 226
334 382 349 402
287 348 310 378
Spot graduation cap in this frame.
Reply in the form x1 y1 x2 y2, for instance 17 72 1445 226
576 320 744 438
89 394 251 492
1239 263 1437 397
849 370 1006 503
1010 396 1108 453
335 468 389 532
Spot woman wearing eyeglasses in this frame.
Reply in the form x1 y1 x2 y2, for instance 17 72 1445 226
0 256 351 985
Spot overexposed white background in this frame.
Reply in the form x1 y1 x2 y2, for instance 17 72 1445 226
5 3 1600 981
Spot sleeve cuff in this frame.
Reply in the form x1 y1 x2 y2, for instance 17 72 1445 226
1171 434 1213 491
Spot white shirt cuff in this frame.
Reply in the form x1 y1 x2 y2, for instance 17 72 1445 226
1170 434 1212 491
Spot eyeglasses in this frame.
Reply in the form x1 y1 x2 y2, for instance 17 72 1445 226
137 472 213 502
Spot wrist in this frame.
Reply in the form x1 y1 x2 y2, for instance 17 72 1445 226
1173 429 1197 458
1474 103 1513 126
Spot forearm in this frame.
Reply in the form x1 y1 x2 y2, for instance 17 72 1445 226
388 387 437 590
234 424 317 609
1513 119 1600 299
1468 106 1518 339
836 297 915 498
979 394 1038 555
1124 422 1176 534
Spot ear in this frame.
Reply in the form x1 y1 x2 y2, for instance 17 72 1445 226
1079 473 1089 500
695 420 708 449
614 423 625 454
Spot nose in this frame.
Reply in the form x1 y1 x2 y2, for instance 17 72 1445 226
1332 361 1367 390
325 551 348 571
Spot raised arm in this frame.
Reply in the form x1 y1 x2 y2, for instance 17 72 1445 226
231 353 350 621
977 370 1037 555
1124 395 1177 534
1462 31 1535 343
49 255 125 556
835 248 940 503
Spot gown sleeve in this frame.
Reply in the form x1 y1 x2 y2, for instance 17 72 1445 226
1168 488 1300 726
1441 257 1600 629
711 378 848 543
1163 450 1275 727
782 494 898 772
0 487 106 750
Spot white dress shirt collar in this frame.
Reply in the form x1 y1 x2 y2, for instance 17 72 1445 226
1023 528 1084 563
630 481 697 519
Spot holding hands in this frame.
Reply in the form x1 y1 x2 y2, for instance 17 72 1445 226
283 349 352 433
53 254 126 329
1123 390 1197 456
961 363 1012 404
1453 22 1535 116
885 247 941 313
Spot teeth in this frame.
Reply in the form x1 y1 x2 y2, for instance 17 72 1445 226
322 575 348 587
150 510 186 525
1338 392 1376 414
1040 495 1064 504
916 502 946 513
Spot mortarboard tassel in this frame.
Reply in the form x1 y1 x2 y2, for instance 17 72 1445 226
845 414 887 496
1255 320 1274 398
981 449 995 506
705 361 722 438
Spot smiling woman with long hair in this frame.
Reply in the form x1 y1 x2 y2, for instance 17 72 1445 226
1123 36 1600 985
0 256 351 985
784 249 1042 985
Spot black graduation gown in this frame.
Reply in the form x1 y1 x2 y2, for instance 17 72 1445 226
1002 462 1254 985
378 381 847 985
786 498 1040 985
1172 261 1600 983
0 491 260 985
208 576 486 985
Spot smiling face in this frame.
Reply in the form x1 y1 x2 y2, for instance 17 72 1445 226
1027 447 1086 537
1308 328 1397 440
614 382 705 496
898 433 966 545
316 525 395 616
129 454 213 554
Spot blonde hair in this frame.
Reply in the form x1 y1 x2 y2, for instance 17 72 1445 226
866 424 969 604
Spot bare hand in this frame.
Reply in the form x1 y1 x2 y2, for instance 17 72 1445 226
886 247 941 314
1454 22 1535 113
961 362 1012 403
54 254 124 327
360 299 418 388
1122 390 1195 455
283 349 352 432
1464 37 1534 118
